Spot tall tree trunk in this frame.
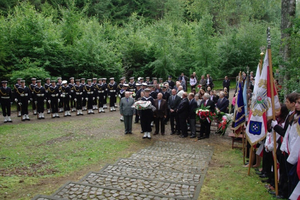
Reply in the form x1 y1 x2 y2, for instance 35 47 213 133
280 0 296 97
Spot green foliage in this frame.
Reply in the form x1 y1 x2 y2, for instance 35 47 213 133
10 58 51 85
0 0 287 83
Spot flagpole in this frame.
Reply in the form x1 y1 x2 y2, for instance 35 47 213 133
267 27 279 196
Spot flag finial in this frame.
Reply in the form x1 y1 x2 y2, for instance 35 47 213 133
267 27 271 49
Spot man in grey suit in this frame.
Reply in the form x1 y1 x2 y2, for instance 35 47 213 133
120 91 135 134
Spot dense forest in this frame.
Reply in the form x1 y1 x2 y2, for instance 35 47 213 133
0 0 299 92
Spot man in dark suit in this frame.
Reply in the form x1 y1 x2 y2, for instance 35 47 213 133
177 92 190 138
188 93 198 138
223 76 230 95
216 91 229 113
168 89 181 135
154 93 167 135
199 93 215 140
167 76 175 89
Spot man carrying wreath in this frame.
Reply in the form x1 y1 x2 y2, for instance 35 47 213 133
199 93 215 140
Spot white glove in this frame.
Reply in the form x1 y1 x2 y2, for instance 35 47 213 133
104 96 106 99
85 98 88 101
115 95 117 97
15 98 18 102
48 100 51 103
118 94 121 98
108 95 110 98
10 102 13 105
30 98 33 101
28 100 30 103
69 95 72 98
18 102 22 106
97 96 99 100
271 120 278 128
34 101 37 104
74 98 77 102
93 97 95 100
58 99 60 103
44 99 46 103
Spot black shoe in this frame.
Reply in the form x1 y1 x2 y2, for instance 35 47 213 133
190 135 196 138
153 132 159 135
259 174 268 178
125 132 128 134
170 132 175 135
198 137 205 140
128 132 132 134
256 171 264 175
180 135 187 138
140 131 144 133
176 131 181 135
255 168 260 172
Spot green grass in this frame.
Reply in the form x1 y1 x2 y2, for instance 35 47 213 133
0 118 145 199
199 147 276 200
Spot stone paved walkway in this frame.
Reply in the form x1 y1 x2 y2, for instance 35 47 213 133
32 141 213 200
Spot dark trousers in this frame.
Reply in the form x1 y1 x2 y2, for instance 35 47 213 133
1 99 11 116
51 97 58 113
46 100 50 109
141 110 153 132
179 117 188 136
21 98 29 115
278 152 289 198
64 97 70 111
189 118 196 136
31 97 36 110
170 111 177 133
165 109 170 123
70 97 75 108
82 98 86 107
154 117 165 134
36 98 44 113
200 120 211 138
287 162 298 197
98 94 104 107
135 110 139 123
110 94 116 107
59 100 63 108
93 96 97 106
87 96 93 109
104 92 107 104
76 96 82 109
124 115 133 133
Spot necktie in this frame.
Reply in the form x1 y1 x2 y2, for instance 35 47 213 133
126 98 128 103
204 100 207 106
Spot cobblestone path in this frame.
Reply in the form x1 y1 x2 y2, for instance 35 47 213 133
32 141 213 200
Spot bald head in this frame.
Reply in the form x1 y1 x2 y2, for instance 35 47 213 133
182 92 188 98
157 93 163 100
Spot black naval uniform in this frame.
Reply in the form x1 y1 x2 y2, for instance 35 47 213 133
74 84 84 110
14 83 21 115
28 83 37 113
16 86 31 116
95 83 105 110
48 85 60 114
103 81 108 107
140 96 155 133
134 87 143 123
92 81 98 109
107 82 117 108
57 83 63 112
81 82 87 109
128 82 136 93
85 84 95 110
69 82 75 110
62 85 71 112
0 86 12 118
44 82 51 113
33 86 46 114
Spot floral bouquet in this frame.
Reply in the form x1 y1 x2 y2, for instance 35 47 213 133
195 105 215 123
216 113 233 136
132 100 156 111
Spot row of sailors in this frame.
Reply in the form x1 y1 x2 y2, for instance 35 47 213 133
0 76 174 122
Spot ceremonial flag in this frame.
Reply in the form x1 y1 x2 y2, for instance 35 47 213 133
246 54 268 145
264 51 281 119
233 80 245 135
243 76 248 118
